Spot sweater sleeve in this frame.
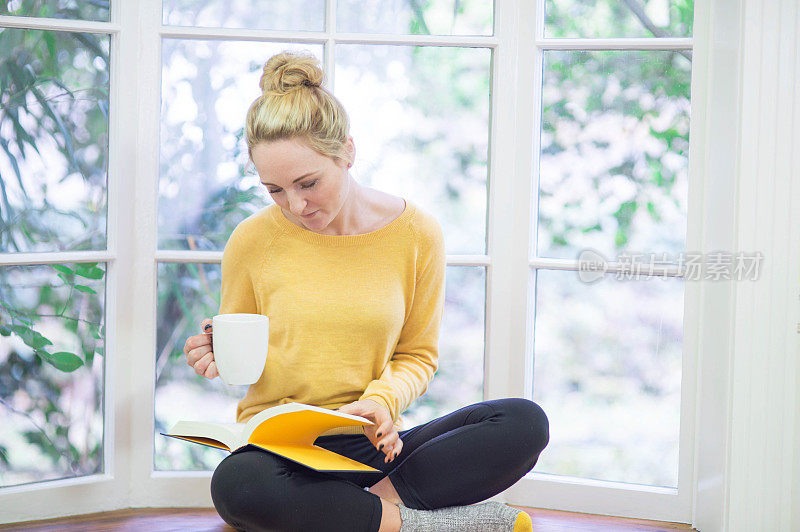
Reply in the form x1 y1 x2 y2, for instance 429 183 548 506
359 217 446 422
218 227 259 315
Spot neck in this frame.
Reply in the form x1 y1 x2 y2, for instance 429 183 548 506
320 175 366 236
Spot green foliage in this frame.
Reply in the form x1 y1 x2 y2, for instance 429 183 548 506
544 0 693 39
0 0 110 21
0 16 110 489
0 22 109 252
0 261 105 485
0 16 108 475
540 46 692 257
1 262 106 373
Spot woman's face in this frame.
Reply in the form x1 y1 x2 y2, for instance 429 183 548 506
251 137 353 230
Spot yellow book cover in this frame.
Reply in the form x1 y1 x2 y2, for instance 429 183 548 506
160 402 381 473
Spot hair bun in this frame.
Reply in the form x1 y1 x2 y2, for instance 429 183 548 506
259 50 324 95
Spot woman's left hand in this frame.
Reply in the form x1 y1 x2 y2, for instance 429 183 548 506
337 399 403 463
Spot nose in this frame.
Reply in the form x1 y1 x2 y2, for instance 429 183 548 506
287 192 307 216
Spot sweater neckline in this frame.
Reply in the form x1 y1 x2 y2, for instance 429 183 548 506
269 198 415 247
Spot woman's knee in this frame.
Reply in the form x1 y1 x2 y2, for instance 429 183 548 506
211 450 289 531
490 397 550 453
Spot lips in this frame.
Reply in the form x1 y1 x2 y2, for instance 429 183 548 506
302 210 318 218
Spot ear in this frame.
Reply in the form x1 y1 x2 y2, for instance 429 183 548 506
345 136 355 166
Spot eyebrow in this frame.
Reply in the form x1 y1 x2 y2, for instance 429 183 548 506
262 171 317 187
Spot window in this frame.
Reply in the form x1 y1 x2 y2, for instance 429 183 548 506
531 0 692 489
0 5 111 489
1 0 711 525
153 0 494 472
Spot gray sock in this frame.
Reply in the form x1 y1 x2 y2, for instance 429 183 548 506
397 501 530 532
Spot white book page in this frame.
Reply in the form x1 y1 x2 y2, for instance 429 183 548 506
168 420 247 450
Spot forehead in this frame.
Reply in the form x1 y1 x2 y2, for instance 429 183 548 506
252 138 326 183
252 138 319 165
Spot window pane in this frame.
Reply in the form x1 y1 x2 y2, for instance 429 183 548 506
336 44 490 255
158 41 323 251
531 268 683 487
337 0 493 36
544 0 693 39
0 0 110 21
154 262 234 471
162 0 324 31
154 263 485 470
0 262 106 487
403 265 485 428
0 29 110 253
536 50 690 261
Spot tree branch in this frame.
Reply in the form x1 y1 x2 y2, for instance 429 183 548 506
621 0 692 62
0 397 80 475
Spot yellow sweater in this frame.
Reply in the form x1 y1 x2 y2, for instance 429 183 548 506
219 198 446 436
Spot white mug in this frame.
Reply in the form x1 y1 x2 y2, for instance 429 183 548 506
211 313 269 385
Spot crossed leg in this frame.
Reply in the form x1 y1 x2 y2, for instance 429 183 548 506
211 398 549 531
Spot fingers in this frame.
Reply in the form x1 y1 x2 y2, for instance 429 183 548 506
344 400 402 462
375 426 401 460
184 332 212 356
181 318 216 380
186 343 212 366
382 433 403 463
193 351 216 378
204 360 219 379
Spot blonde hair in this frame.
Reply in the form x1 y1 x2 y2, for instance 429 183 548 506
245 50 352 165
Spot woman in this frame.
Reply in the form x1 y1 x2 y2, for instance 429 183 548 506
182 50 549 532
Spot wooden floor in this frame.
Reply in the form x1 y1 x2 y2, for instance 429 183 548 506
0 506 696 531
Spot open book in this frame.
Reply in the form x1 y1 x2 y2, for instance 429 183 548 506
160 402 381 473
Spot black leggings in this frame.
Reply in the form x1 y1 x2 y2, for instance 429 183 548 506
210 398 549 532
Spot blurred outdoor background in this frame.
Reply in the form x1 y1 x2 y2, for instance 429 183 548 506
1 0 691 490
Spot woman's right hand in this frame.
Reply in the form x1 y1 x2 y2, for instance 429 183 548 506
184 318 218 379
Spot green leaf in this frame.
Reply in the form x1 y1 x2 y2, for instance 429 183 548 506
10 325 54 350
87 323 102 340
52 265 73 276
0 445 10 466
75 263 104 280
65 319 79 334
615 230 628 247
29 85 79 171
581 223 602 234
8 324 28 336
74 284 97 294
22 430 60 463
13 314 33 326
49 352 84 372
28 330 53 349
0 137 23 190
647 201 662 222
43 32 57 62
84 347 95 366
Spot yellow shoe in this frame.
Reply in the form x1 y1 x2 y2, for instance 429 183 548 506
512 508 533 532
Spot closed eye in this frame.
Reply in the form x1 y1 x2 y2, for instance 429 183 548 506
267 180 317 194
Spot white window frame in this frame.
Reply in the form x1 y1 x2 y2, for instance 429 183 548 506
3 0 799 529
0 0 130 520
496 0 695 523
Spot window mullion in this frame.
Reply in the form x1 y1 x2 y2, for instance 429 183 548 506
125 0 165 508
535 36 692 50
483 0 530 408
0 14 119 33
